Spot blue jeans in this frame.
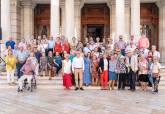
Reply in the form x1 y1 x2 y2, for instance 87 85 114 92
148 74 154 85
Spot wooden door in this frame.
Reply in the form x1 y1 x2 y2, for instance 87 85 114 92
140 3 159 49
81 4 110 42
34 4 62 38
34 4 50 38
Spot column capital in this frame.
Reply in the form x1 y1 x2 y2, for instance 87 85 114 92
156 0 165 8
125 0 131 7
21 0 36 8
11 0 20 7
80 0 85 9
60 0 65 7
75 0 81 6
109 0 116 6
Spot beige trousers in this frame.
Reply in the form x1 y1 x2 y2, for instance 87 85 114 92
74 68 83 88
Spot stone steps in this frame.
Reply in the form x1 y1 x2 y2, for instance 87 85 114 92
0 69 165 89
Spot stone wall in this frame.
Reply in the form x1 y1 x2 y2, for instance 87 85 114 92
10 0 21 43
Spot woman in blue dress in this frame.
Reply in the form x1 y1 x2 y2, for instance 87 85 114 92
83 52 92 86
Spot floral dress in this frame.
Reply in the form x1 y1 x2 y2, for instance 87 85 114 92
91 59 98 78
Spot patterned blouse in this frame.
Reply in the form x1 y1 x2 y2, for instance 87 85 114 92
138 59 148 74
117 60 127 74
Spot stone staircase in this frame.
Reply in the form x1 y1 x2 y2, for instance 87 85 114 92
0 72 101 90
0 68 165 90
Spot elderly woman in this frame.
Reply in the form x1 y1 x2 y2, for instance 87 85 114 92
108 55 117 90
5 50 17 85
18 58 35 92
99 53 109 90
138 54 148 91
83 52 92 86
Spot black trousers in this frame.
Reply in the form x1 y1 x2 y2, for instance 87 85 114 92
128 70 136 90
16 62 24 79
118 73 126 89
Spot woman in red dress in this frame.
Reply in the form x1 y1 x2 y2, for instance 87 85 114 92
63 39 70 54
54 37 62 54
62 54 72 90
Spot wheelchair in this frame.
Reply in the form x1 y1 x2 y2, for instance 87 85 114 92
17 75 37 92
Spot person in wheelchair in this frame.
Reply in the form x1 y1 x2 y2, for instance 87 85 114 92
18 58 35 92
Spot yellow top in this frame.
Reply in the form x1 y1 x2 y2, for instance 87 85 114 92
5 55 17 71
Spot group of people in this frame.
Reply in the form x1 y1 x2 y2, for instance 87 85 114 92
3 33 161 93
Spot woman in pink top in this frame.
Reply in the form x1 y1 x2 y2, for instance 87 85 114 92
138 34 150 49
138 54 148 91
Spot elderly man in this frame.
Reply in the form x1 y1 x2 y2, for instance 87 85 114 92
72 50 84 91
151 45 160 60
125 48 138 91
115 35 127 56
5 37 15 49
16 46 28 79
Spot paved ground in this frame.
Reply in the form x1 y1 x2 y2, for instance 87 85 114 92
0 88 165 114
1 68 165 114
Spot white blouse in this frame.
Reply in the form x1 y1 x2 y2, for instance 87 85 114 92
104 59 108 71
63 60 72 74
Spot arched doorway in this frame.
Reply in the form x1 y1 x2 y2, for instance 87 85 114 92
81 4 110 42
140 3 159 49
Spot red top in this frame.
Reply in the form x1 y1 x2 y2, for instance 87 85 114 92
54 41 62 53
63 42 70 53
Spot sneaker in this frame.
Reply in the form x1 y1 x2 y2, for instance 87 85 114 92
152 89 155 92
75 87 79 91
80 87 84 91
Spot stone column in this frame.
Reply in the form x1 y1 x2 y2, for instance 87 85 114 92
51 0 60 38
158 1 165 63
109 0 116 42
1 0 11 40
116 0 125 38
65 0 75 43
75 0 81 41
125 0 131 40
21 0 34 41
61 2 65 36
131 0 140 42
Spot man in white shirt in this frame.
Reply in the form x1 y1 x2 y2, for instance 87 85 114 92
151 45 160 60
72 50 84 91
